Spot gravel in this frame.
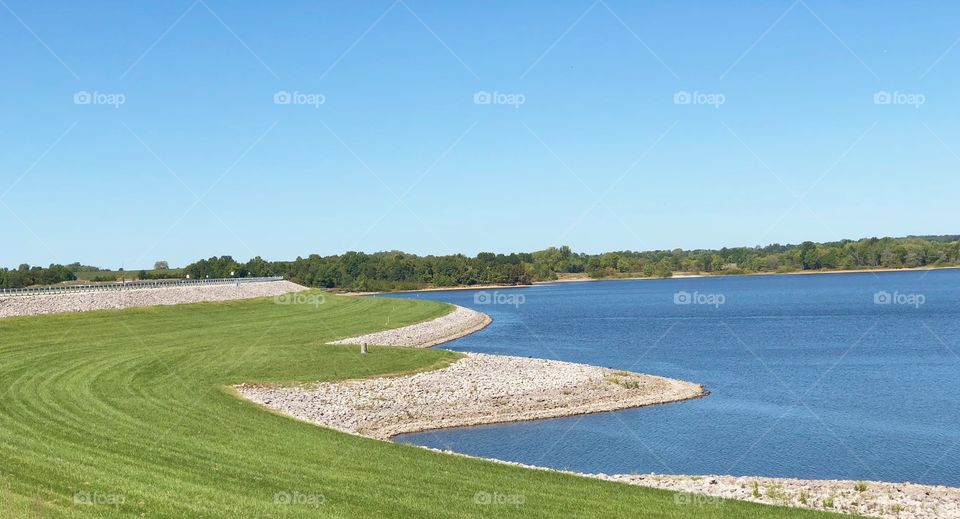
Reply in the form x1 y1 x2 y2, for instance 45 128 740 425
330 305 491 347
0 281 308 319
603 474 960 519
236 351 707 439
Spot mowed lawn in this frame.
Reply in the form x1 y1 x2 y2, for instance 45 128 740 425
0 292 851 518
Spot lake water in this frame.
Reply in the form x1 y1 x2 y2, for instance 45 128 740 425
385 270 960 486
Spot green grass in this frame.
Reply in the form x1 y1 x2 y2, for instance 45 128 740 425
0 291 854 518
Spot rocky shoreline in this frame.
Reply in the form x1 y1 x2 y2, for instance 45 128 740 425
0 280 308 319
237 352 706 439
606 473 960 519
241 302 960 519
330 305 491 347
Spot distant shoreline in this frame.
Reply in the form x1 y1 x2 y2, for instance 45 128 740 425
335 264 960 296
548 264 960 282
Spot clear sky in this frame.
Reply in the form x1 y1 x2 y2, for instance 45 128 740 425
2 1 958 269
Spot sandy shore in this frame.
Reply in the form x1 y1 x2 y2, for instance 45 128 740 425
0 280 308 319
238 303 960 519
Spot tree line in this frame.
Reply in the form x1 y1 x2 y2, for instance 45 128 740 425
181 235 960 292
0 264 77 288
4 235 958 291
0 262 178 288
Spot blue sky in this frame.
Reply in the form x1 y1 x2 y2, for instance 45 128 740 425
2 1 958 268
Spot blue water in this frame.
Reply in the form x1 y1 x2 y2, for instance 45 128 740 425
384 270 960 486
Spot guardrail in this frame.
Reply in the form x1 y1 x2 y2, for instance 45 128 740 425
0 276 285 297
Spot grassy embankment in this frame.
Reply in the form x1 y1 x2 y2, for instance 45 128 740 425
0 292 852 518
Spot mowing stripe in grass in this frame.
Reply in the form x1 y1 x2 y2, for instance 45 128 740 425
0 291 853 518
